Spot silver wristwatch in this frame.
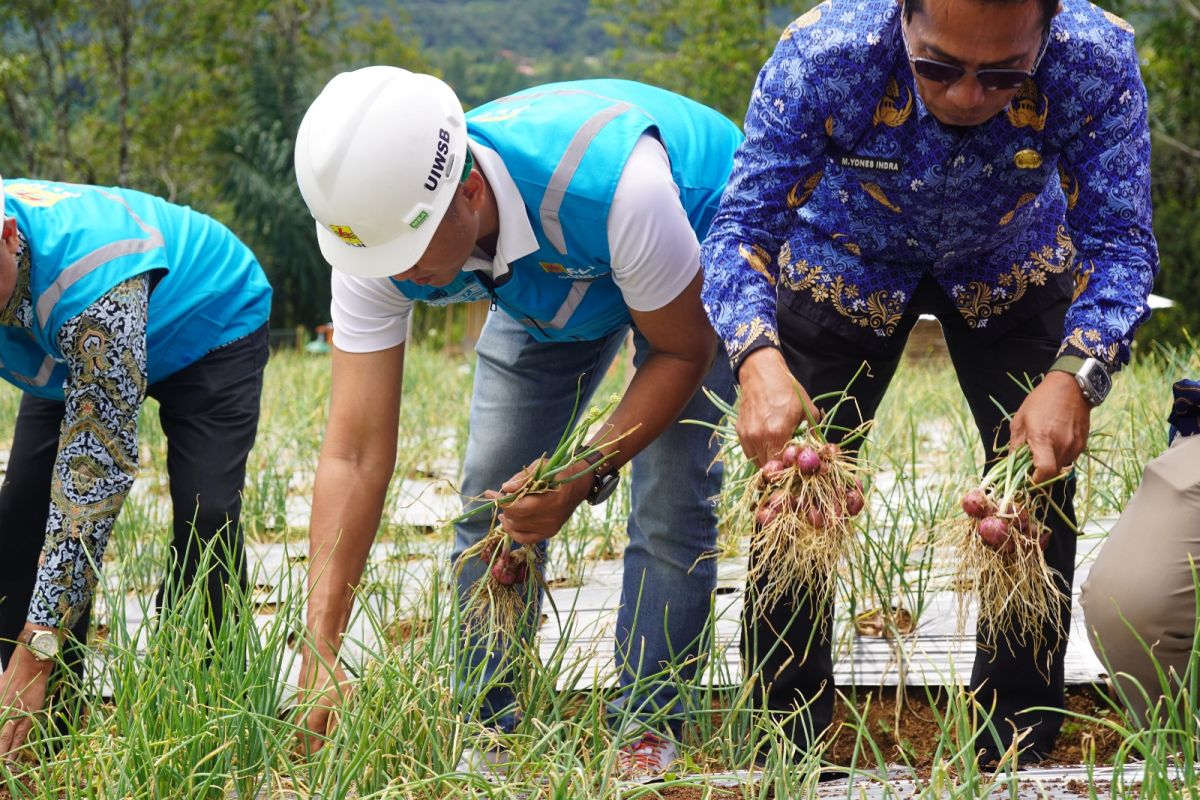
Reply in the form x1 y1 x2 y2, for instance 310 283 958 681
1050 355 1111 407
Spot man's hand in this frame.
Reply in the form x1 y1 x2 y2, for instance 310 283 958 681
490 457 593 546
0 630 55 759
1010 370 1092 484
735 348 820 467
294 654 352 757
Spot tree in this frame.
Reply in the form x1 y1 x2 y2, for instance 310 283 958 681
1107 0 1200 346
215 1 429 328
0 0 429 329
592 0 805 122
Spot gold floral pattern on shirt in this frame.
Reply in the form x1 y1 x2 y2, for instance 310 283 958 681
726 315 781 364
1058 165 1080 210
1059 326 1119 365
783 3 824 37
1072 259 1094 301
1103 10 1134 33
788 170 823 209
738 243 776 286
831 233 861 256
1007 80 1049 131
873 78 913 128
951 226 1074 328
779 241 903 334
778 241 822 293
832 278 905 334
861 182 901 213
999 193 1038 225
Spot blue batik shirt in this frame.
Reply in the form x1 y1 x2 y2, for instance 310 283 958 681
701 0 1158 373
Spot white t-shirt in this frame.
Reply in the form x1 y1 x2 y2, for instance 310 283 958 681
330 135 700 353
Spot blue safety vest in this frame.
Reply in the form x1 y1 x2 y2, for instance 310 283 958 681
395 79 743 342
0 180 272 399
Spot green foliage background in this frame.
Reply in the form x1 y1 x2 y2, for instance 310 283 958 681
0 0 1194 344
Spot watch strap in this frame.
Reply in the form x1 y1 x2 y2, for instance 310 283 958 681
578 449 619 504
1048 355 1086 375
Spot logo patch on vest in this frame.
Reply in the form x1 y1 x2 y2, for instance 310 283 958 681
470 104 532 124
837 155 903 173
330 225 365 247
540 261 566 274
7 184 82 208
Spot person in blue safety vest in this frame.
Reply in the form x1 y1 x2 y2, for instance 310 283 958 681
701 0 1157 767
292 67 742 779
0 177 272 755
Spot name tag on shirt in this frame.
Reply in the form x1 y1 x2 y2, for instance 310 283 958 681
837 154 903 173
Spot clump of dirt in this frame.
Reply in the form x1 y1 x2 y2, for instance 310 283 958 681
823 685 1123 769
649 788 747 800
852 605 915 638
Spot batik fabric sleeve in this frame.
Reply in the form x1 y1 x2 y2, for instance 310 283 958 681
27 275 149 630
1056 30 1157 370
700 29 830 373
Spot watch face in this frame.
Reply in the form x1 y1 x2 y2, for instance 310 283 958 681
589 472 620 505
1089 368 1111 398
1078 359 1111 405
29 631 58 660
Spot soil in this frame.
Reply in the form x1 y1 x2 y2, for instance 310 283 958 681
821 684 1124 769
649 684 1124 800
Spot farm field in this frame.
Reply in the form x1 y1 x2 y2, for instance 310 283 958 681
0 330 1195 799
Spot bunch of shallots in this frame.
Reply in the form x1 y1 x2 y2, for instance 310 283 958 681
743 435 867 609
460 529 542 634
955 443 1067 650
455 391 628 633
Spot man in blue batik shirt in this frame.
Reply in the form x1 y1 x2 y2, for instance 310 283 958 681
702 0 1157 764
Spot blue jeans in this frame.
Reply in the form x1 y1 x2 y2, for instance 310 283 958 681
451 310 733 736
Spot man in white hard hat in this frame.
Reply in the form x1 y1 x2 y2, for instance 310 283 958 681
293 67 743 778
0 176 271 754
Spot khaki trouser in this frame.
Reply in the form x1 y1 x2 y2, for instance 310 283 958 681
1081 433 1200 725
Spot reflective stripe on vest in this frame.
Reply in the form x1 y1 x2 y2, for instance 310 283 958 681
546 280 592 330
35 186 164 329
0 351 57 387
539 101 634 255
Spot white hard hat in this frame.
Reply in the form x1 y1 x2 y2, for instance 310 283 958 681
295 66 468 278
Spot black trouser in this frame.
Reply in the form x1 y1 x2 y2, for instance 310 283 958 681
0 325 268 684
743 276 1076 760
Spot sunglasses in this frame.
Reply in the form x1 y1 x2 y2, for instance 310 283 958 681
459 147 475 184
901 19 1050 92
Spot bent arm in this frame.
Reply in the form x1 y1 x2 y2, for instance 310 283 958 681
498 274 716 543
1057 31 1157 371
28 275 149 632
591 272 715 471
